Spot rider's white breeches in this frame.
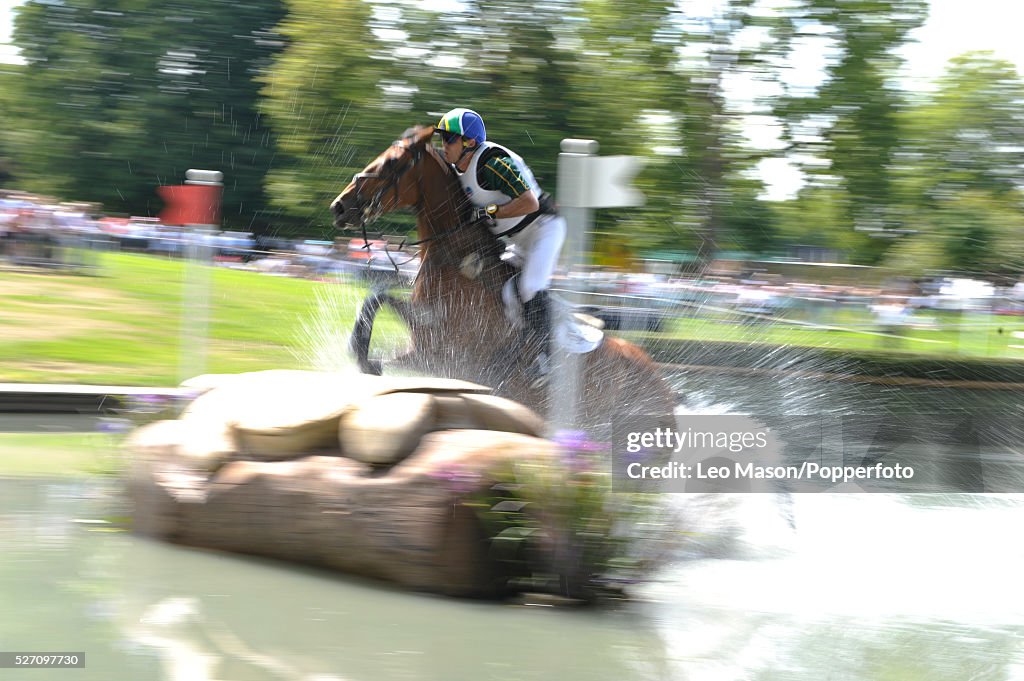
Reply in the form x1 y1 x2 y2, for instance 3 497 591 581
507 214 566 302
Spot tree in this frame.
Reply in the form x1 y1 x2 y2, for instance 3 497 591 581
259 0 415 234
885 53 1024 275
776 0 928 264
10 0 286 227
260 0 591 237
0 65 22 187
570 0 802 260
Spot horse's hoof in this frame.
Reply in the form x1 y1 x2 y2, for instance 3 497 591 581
367 359 383 376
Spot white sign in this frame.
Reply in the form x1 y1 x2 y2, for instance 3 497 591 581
185 169 224 186
556 153 645 208
587 155 645 208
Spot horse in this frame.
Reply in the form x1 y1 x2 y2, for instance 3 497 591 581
330 125 675 430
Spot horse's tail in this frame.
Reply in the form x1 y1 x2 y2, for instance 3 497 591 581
350 291 406 375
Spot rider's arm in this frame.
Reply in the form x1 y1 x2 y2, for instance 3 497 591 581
493 190 539 219
481 156 540 218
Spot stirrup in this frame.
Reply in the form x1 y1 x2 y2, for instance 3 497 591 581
527 351 550 390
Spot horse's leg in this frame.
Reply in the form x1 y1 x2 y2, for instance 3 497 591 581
350 291 399 375
383 297 425 373
349 291 421 375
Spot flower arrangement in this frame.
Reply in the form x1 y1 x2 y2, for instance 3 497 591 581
436 429 681 602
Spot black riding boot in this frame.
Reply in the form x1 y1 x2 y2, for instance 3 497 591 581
522 290 552 386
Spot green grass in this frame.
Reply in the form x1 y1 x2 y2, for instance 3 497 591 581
0 433 127 477
627 307 1024 360
2 251 1023 388
0 252 409 385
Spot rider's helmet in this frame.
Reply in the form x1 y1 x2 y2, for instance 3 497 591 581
436 108 486 146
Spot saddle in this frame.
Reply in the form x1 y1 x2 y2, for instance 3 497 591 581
456 241 604 357
499 279 604 355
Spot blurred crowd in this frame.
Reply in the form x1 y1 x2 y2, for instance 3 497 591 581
0 190 419 283
0 192 104 268
553 267 1024 340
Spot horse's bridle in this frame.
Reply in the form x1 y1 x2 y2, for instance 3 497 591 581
346 139 452 273
348 140 423 228
348 140 469 252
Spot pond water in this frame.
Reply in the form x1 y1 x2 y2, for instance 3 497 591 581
4 476 1024 680
3 375 1024 680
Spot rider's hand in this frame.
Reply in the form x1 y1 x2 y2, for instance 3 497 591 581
471 204 498 225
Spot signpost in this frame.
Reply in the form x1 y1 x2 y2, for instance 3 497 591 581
162 169 223 383
550 140 645 432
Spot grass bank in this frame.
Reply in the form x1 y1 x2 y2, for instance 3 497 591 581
3 252 1023 387
0 253 407 385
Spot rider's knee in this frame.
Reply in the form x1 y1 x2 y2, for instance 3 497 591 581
518 275 545 303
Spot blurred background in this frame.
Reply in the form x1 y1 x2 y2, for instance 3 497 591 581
2 0 1023 264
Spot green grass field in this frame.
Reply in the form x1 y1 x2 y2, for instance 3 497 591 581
0 252 409 385
652 307 1024 359
2 251 1023 388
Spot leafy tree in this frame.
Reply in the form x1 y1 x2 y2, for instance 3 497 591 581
884 190 1024 276
260 0 588 237
900 53 1024 199
133 0 288 230
0 65 22 187
776 0 928 263
10 0 286 227
418 0 581 189
886 53 1024 275
259 0 412 235
565 0 786 260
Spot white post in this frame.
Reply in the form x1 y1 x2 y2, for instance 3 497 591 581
179 169 223 383
549 141 645 435
550 140 600 434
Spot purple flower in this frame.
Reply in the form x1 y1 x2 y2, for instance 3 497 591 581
553 429 608 454
553 429 590 451
97 418 132 434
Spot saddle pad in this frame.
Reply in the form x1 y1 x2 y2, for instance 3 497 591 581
555 317 604 354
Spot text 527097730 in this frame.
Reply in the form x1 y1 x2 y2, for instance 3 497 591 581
0 653 85 668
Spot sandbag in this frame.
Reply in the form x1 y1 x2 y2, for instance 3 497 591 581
339 392 438 465
183 371 486 460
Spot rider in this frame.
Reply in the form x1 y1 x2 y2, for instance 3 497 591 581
435 107 565 385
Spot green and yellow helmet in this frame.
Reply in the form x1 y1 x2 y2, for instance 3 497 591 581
436 108 486 145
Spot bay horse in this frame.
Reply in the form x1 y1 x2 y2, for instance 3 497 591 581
330 126 675 429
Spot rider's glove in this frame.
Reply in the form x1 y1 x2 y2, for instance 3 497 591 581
471 203 499 225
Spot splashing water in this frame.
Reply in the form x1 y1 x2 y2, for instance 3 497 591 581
292 278 366 373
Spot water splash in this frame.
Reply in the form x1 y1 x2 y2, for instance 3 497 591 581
645 493 1024 624
292 277 366 373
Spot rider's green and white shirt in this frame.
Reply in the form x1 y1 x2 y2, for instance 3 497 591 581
458 141 543 236
477 150 531 197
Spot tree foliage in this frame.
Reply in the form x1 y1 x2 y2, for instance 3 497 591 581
776 0 928 263
3 0 1022 275
10 0 286 227
884 53 1024 275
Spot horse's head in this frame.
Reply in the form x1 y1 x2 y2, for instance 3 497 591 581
330 126 444 230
